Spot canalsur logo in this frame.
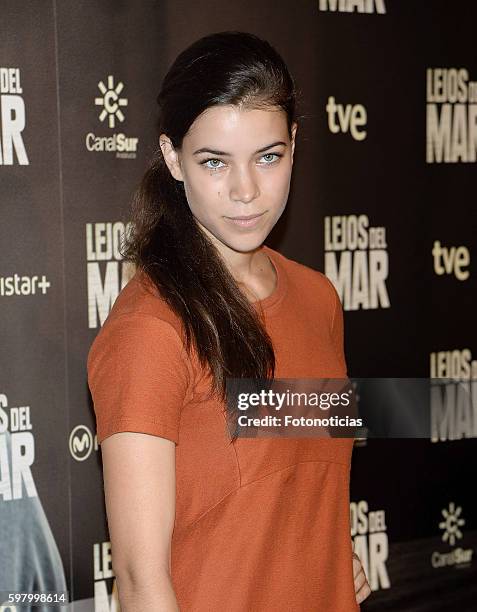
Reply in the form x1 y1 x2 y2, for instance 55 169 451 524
439 502 465 546
431 502 473 569
95 75 128 128
85 74 139 159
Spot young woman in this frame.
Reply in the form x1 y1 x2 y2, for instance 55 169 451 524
87 31 371 611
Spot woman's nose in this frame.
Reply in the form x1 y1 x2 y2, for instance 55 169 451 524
229 167 260 203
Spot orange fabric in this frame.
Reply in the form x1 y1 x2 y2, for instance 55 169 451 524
87 244 358 611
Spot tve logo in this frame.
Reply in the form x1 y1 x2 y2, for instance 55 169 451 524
326 96 367 141
0 67 29 165
432 240 470 281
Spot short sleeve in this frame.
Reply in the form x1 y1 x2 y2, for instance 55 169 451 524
87 313 191 445
328 279 348 378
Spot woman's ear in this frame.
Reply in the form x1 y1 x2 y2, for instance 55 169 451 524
159 134 184 182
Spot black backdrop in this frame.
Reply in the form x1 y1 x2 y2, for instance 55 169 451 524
1 1 476 610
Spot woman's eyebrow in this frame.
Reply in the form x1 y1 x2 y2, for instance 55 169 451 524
193 140 287 156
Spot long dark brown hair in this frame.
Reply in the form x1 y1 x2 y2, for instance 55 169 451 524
120 31 299 440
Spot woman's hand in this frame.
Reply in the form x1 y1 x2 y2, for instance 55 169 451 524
353 551 371 605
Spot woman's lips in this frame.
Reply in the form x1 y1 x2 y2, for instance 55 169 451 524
224 212 266 228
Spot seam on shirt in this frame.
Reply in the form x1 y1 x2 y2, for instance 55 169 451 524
177 458 348 534
221 413 243 489
97 417 179 443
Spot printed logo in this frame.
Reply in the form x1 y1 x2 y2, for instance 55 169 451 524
86 74 139 159
0 392 37 501
324 214 390 310
318 0 386 14
326 96 367 141
95 75 128 128
431 502 473 569
426 68 477 163
430 349 477 442
69 425 95 461
86 221 136 328
0 67 29 165
432 240 470 281
0 273 51 297
350 500 390 591
94 540 120 608
439 502 465 546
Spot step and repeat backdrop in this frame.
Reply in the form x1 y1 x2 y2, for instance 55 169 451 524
1 1 476 610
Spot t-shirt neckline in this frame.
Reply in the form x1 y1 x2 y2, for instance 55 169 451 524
136 243 287 313
251 244 287 313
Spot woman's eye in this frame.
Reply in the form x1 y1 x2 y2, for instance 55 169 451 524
260 153 282 164
201 152 282 171
202 158 225 170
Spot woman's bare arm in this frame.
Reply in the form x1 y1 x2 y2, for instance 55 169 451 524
100 431 179 611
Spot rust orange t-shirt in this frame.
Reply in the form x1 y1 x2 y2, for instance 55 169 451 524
87 244 359 611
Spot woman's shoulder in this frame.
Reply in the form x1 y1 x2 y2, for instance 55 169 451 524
103 267 181 329
86 267 194 391
88 267 186 365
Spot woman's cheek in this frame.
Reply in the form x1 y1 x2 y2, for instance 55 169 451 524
186 171 213 203
196 170 224 197
265 166 291 198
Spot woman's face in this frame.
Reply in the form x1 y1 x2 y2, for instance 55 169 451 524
160 105 297 259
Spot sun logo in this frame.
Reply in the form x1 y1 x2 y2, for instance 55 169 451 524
439 502 465 546
94 75 128 128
